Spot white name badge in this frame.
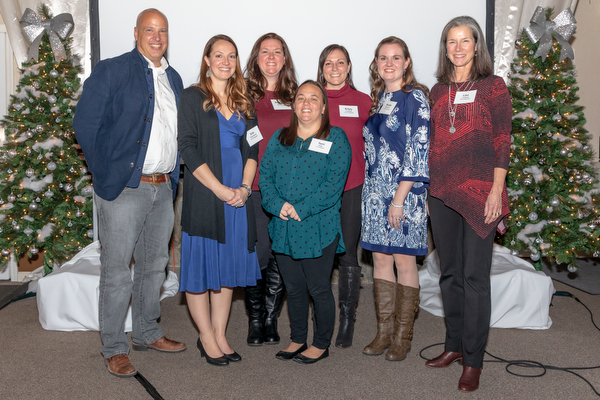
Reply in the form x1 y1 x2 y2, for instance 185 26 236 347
308 138 332 154
454 90 477 104
271 99 292 110
379 100 397 115
339 105 359 118
246 126 263 146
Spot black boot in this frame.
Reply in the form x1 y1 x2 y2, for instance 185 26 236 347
263 258 284 344
335 266 361 349
245 274 266 346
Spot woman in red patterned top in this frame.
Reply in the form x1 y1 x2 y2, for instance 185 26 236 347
426 16 511 392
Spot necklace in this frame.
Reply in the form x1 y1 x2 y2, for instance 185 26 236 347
448 80 475 134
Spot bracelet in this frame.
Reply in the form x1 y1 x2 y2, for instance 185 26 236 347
390 201 404 209
240 183 252 197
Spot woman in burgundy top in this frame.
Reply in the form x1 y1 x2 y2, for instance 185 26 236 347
426 16 511 392
317 45 372 349
243 33 298 346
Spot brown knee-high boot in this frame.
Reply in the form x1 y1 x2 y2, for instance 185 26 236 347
385 283 420 361
363 278 396 355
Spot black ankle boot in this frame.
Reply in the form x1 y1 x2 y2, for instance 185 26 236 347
245 276 266 346
264 258 284 344
335 266 362 348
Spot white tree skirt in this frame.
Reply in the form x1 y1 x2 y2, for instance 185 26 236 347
419 244 554 329
37 241 179 331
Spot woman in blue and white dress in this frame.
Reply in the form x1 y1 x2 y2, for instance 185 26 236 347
361 36 430 362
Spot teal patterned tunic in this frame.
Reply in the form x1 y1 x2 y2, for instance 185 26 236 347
361 89 430 255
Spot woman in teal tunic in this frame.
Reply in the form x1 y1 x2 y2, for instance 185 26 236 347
259 80 351 364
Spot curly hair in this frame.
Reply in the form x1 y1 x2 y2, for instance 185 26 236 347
244 33 298 107
368 36 429 115
197 34 254 119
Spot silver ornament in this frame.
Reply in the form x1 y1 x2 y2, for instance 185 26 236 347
76 209 82 217
30 247 38 255
56 117 61 123
546 206 553 213
583 145 590 152
65 183 74 192
14 103 22 111
552 113 562 122
554 219 561 226
48 95 57 104
528 88 534 94
69 167 75 173
8 150 16 157
50 69 59 78
14 224 20 231
67 221 72 227
67 108 72 113
516 222 522 227
24 228 33 236
7 194 16 202
538 157 546 165
583 172 591 180
29 203 38 211
548 167 554 173
47 162 56 171
1 249 10 257
87 229 94 239
560 148 568 156
26 168 35 177
45 190 54 198
535 237 543 244
567 264 577 273
529 212 538 221
81 166 88 174
511 240 516 245
530 253 540 262
551 198 560 207
589 223 597 230
32 81 40 89
594 252 599 257
553 64 558 70
535 74 543 80
511 250 519 256
26 130 34 138
36 125 43 132
524 177 533 185
535 97 542 104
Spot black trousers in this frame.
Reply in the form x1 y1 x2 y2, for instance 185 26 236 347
338 185 363 269
276 235 339 350
429 196 495 369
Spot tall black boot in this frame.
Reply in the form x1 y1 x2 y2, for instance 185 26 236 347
245 272 266 346
263 258 285 344
335 266 362 348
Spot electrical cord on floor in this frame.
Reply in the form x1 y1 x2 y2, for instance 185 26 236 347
419 291 600 397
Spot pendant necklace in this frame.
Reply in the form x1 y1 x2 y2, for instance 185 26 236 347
448 80 474 134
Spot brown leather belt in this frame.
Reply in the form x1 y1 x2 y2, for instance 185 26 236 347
140 174 169 185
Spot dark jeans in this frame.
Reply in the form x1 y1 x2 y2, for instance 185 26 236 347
338 185 362 269
276 235 339 349
429 196 495 369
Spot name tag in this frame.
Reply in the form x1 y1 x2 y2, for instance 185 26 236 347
308 138 332 154
246 126 263 146
271 99 292 110
379 100 397 115
339 105 359 118
454 90 477 104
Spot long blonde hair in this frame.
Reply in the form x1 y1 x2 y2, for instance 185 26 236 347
197 34 254 118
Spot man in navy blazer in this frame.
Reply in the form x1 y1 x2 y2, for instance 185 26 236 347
74 8 186 378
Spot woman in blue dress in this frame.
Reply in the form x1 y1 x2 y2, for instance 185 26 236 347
178 35 261 366
361 36 430 362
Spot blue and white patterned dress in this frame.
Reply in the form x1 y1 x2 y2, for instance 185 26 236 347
360 88 430 255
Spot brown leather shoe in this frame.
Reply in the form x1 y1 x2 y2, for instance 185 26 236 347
105 354 136 377
458 366 482 392
132 336 187 353
425 351 463 368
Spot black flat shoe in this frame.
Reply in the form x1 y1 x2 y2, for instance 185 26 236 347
224 351 242 362
275 343 308 360
292 348 329 364
196 338 229 366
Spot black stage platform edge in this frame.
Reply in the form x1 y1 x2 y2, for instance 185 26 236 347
0 282 29 311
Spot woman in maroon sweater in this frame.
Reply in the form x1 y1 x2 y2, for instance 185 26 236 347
426 16 511 392
243 33 298 346
317 45 372 349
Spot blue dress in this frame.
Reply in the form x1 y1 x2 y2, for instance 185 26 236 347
360 89 430 256
179 111 261 292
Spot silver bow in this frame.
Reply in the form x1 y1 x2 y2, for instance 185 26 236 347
524 7 576 62
20 8 74 62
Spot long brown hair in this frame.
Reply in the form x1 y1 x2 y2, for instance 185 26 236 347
317 44 356 90
435 16 493 85
197 34 253 118
244 33 298 106
368 36 429 114
278 80 331 147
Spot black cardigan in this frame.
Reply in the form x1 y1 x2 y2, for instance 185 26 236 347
177 86 258 251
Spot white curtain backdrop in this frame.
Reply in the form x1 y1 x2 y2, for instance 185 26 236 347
0 0 90 77
494 0 579 81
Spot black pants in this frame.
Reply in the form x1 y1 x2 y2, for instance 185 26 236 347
338 185 362 269
429 196 495 369
276 235 339 350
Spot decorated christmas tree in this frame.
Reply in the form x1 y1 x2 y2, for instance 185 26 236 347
0 5 93 274
502 7 600 271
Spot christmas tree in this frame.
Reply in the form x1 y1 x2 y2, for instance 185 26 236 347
502 7 600 271
0 5 93 274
